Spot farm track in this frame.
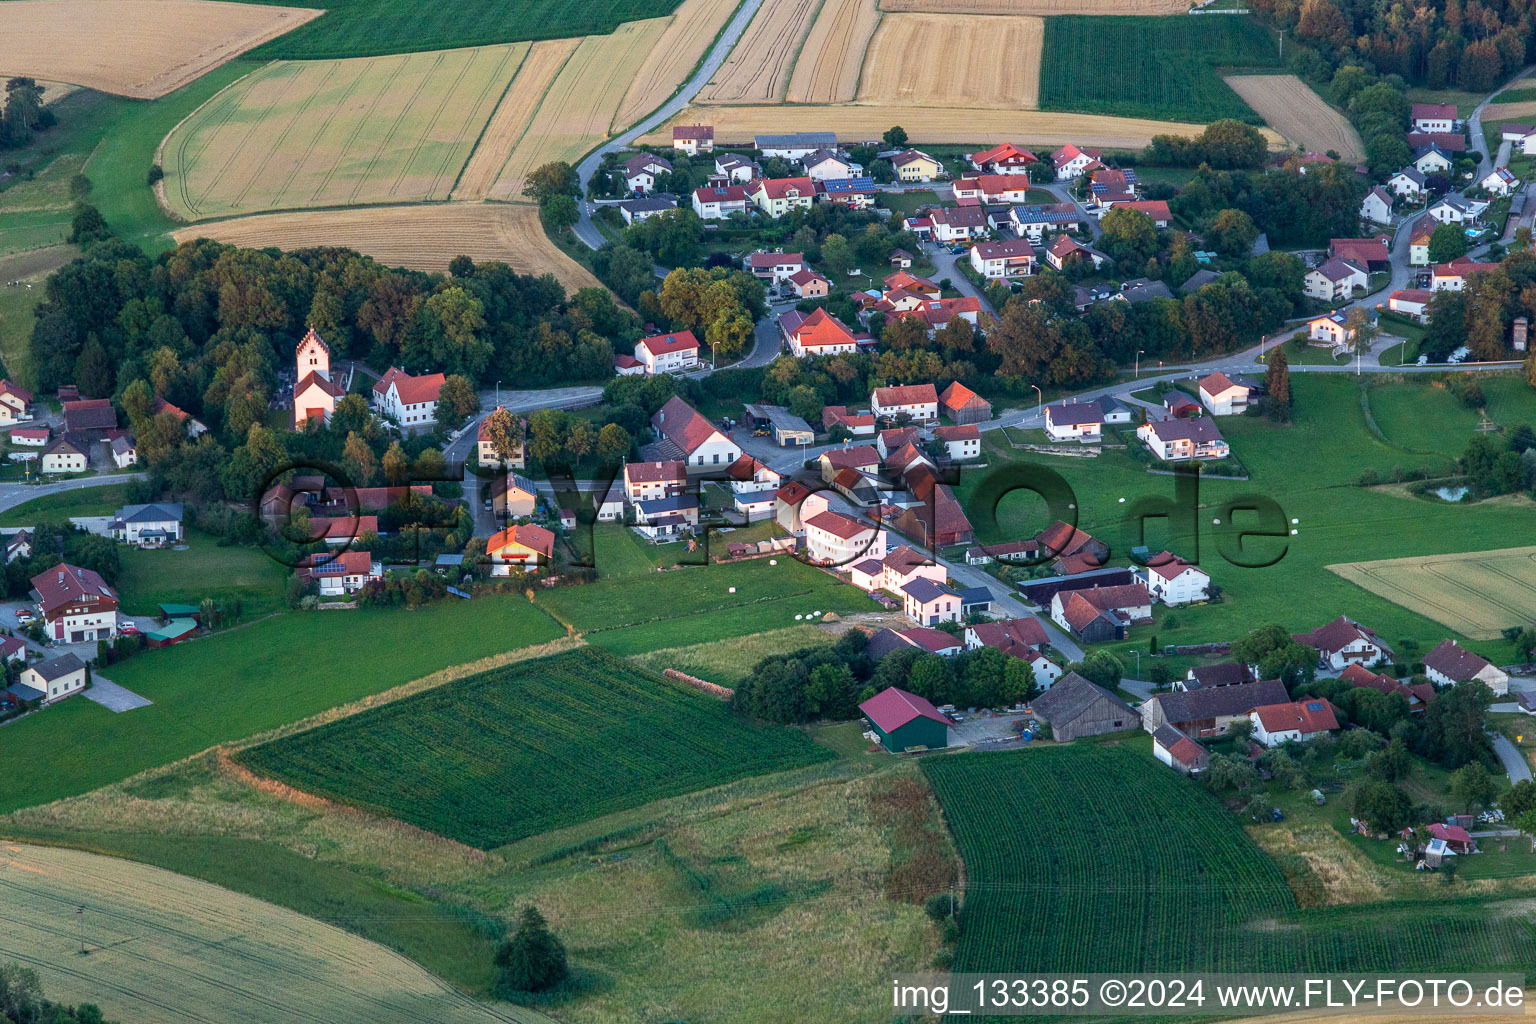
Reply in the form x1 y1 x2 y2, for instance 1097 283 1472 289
695 0 821 104
858 13 1042 109
785 0 881 104
1224 75 1365 163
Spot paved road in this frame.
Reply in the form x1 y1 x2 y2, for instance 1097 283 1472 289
0 473 137 515
1490 730 1533 784
1468 66 1534 181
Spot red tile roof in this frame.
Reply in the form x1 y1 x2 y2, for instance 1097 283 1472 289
673 125 714 139
1426 822 1472 844
1253 699 1339 735
898 626 963 654
626 460 686 484
1422 639 1493 681
1199 371 1245 396
934 424 978 441
970 142 1036 166
776 480 813 506
873 383 938 408
1411 102 1456 120
860 685 950 732
805 509 870 540
822 445 880 470
309 515 380 540
1292 616 1385 658
489 522 554 559
790 307 856 349
637 330 700 358
753 177 815 200
884 270 940 294
938 381 985 411
61 398 115 432
374 367 445 406
969 616 1049 652
295 371 345 398
747 251 803 268
1120 199 1171 221
652 396 721 455
0 380 33 405
31 562 116 617
694 185 750 204
1330 237 1390 264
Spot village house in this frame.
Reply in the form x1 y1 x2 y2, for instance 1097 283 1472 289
938 381 991 425
1388 167 1428 200
1411 102 1457 133
1412 144 1453 176
371 366 443 430
1030 672 1137 741
5 530 30 564
623 153 672 193
486 523 554 573
1116 278 1175 304
618 196 677 225
1140 552 1210 606
634 330 700 374
1250 699 1340 746
887 476 974 547
1164 391 1201 419
1293 616 1392 670
1050 583 1152 642
800 148 854 181
149 398 207 439
109 503 183 548
1306 311 1354 349
884 270 941 298
876 427 918 459
1198 371 1251 415
293 327 344 427
0 381 32 425
14 653 87 705
952 174 1033 204
745 251 805 283
886 148 941 182
1043 399 1105 442
614 355 645 376
1137 418 1229 462
1408 130 1466 153
672 125 713 154
747 176 815 217
964 617 1063 686
1427 194 1486 225
1303 257 1369 301
964 539 1039 566
786 268 830 299
9 426 48 451
901 577 962 626
39 434 89 475
1153 725 1209 774
1140 678 1289 738
1116 199 1172 228
633 494 701 541
1087 167 1138 210
1431 255 1500 291
818 177 878 209
503 472 538 518
692 185 751 219
1422 639 1509 695
1011 204 1084 241
1051 144 1103 181
1339 663 1434 712
819 444 881 484
1361 185 1393 224
805 509 883 566
774 480 829 533
928 206 989 244
108 434 136 469
781 307 860 357
859 686 951 752
1480 167 1519 196
934 424 981 461
871 383 938 424
623 459 687 503
889 626 966 658
307 515 380 546
476 408 526 468
31 562 118 643
970 238 1036 280
849 544 945 596
301 550 382 595
823 406 876 436
61 398 115 437
1409 226 1434 266
1388 289 1433 322
1045 234 1108 272
968 142 1036 174
1177 662 1254 692
651 396 741 473
906 296 984 334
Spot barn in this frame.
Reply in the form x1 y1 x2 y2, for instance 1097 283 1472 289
146 618 198 649
1028 672 1138 742
859 686 952 752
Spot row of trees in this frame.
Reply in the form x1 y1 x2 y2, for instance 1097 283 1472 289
0 78 53 150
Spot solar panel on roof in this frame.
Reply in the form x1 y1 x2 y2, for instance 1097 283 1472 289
1306 701 1324 711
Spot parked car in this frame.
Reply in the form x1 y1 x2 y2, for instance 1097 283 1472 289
14 609 33 624
121 622 140 636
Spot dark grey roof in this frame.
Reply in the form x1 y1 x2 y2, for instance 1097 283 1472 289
1179 269 1219 294
1030 672 1135 726
957 586 992 606
115 503 183 523
1186 662 1252 689
7 682 43 702
756 132 836 148
866 627 914 661
619 196 678 214
902 577 959 603
28 653 84 682
1149 679 1289 723
1119 278 1175 303
637 494 700 515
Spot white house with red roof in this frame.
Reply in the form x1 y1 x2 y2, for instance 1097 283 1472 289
624 460 687 503
970 238 1036 280
884 270 940 297
804 509 883 566
745 251 805 283
848 545 945 596
1250 699 1340 746
870 383 938 424
614 354 645 376
1112 199 1171 228
968 142 1036 173
774 480 829 533
927 205 989 243
1388 288 1433 321
822 406 875 436
1140 552 1209 606
952 174 1033 204
1422 639 1508 695
302 550 382 596
1361 185 1393 224
635 330 700 374
31 562 118 642
692 185 750 219
0 380 33 425
1411 102 1457 133
487 523 555 574
651 396 740 473
1431 255 1500 292
9 425 48 448
747 177 815 217
1052 144 1103 181
293 327 343 427
672 125 714 154
1198 371 1250 416
934 424 980 461
1153 725 1209 773
1292 616 1392 670
372 367 444 431
787 268 830 298
782 308 859 357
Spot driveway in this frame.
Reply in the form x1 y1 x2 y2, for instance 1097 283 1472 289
84 673 153 712
1489 730 1532 784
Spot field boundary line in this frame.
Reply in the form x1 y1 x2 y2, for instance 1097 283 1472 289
852 5 883 100
487 41 582 200
151 61 270 222
426 46 523 199
448 43 532 199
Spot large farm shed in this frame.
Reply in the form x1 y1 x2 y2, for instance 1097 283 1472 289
1028 672 1137 742
860 686 951 752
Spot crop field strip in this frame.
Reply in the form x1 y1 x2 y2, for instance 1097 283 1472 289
616 0 747 126
0 843 546 1024
1483 99 1536 121
785 0 882 104
161 44 524 220
925 746 1536 975
857 13 1042 110
878 0 1186 12
235 648 834 849
1224 74 1365 162
695 0 821 104
1038 15 1283 124
1327 546 1536 641
642 105 1280 149
487 18 671 201
452 39 579 201
0 0 323 99
171 204 605 293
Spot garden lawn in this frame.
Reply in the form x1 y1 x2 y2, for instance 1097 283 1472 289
955 373 1536 667
235 647 833 847
0 597 565 813
115 531 291 618
0 483 131 526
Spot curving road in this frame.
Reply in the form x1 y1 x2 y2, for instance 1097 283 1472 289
1467 65 1534 182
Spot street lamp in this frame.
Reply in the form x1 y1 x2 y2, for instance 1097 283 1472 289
495 380 502 406
1030 384 1043 418
1135 349 1145 378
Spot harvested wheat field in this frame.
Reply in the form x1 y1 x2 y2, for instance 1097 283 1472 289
1224 75 1364 162
172 205 604 293
1328 545 1536 641
644 104 1280 149
617 0 744 126
786 0 882 104
487 19 669 201
161 45 526 220
859 14 1042 109
0 0 322 99
879 0 1186 11
1484 99 1536 122
453 39 580 201
695 0 820 104
0 842 542 1024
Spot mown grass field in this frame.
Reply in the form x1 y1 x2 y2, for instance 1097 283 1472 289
1039 16 1282 124
955 372 1536 666
116 530 291 618
0 597 565 813
236 647 833 847
0 482 131 525
232 0 682 59
925 746 1536 976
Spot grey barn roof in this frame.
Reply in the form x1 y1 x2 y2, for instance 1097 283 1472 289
1149 679 1289 722
1029 672 1135 726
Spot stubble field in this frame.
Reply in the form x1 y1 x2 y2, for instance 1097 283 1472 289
1327 546 1536 641
0 0 322 98
858 14 1043 109
171 204 605 292
694 0 820 104
1224 74 1366 162
878 0 1186 11
1483 99 1536 121
160 45 525 219
615 0 746 125
785 0 882 104
0 842 541 1024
